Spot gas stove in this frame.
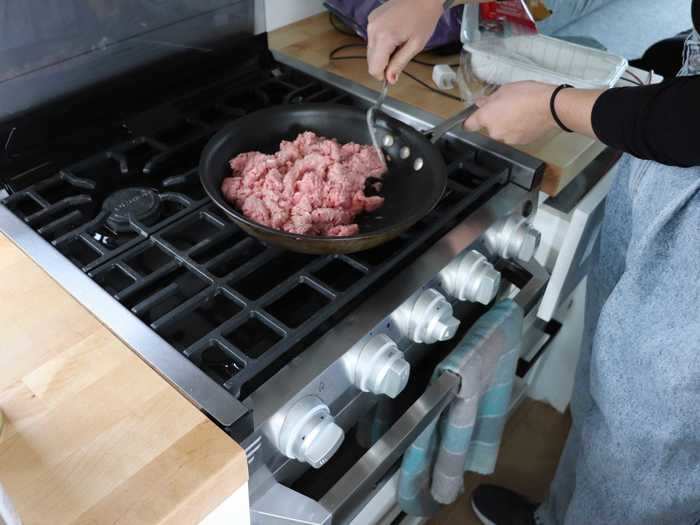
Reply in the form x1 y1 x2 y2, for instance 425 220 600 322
0 26 549 525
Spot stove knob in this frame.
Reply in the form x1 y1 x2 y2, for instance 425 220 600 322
392 289 460 344
354 334 410 398
278 396 345 469
485 214 541 263
439 250 502 305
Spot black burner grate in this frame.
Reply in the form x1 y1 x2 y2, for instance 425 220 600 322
3 63 511 400
89 157 503 399
3 137 208 271
2 68 354 273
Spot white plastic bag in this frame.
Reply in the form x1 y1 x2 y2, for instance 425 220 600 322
457 0 627 103
458 33 627 103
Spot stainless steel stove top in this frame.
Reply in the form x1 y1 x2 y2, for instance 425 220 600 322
0 61 544 445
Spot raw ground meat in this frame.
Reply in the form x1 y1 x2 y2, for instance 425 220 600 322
221 132 387 237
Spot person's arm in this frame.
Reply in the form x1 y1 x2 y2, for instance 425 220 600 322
589 77 700 167
462 82 602 145
463 76 700 167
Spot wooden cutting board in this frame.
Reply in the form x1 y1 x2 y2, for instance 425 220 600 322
0 234 248 525
269 14 617 196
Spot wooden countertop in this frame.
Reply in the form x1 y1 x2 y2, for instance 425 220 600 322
0 235 247 524
268 14 606 196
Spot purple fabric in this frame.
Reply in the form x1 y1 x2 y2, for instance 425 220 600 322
323 1 464 50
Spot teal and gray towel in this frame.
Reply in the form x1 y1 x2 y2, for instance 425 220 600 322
397 299 524 516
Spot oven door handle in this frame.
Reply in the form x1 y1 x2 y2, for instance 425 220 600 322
319 370 461 524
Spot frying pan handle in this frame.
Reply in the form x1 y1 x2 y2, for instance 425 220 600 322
423 104 478 144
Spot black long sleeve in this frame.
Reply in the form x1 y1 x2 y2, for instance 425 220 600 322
591 75 700 167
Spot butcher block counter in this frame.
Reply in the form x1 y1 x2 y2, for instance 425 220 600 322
0 235 248 524
268 14 607 196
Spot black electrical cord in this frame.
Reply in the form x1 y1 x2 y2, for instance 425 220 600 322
403 71 464 101
328 43 365 58
329 43 460 68
621 68 648 86
411 56 460 68
328 12 359 37
329 44 464 102
328 14 464 102
621 76 643 86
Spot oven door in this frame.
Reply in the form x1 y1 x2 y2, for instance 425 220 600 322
250 258 550 525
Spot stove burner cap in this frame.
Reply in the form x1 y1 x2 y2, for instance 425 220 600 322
104 187 161 232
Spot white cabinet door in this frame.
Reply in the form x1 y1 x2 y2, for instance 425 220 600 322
200 482 250 525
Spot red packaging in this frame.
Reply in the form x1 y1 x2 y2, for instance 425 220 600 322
479 0 538 32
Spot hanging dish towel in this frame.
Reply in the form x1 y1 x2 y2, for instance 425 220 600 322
398 299 523 516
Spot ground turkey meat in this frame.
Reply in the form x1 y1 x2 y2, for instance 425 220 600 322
221 132 386 236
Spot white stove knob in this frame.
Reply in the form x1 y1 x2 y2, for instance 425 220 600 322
485 214 541 263
278 396 344 469
392 289 460 344
354 334 410 398
439 250 502 305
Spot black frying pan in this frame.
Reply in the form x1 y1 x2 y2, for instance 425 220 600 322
199 103 475 254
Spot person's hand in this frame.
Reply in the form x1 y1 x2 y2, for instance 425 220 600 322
367 0 444 84
464 81 558 145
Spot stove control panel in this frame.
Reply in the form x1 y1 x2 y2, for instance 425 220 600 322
439 250 501 305
485 214 541 263
351 334 410 399
391 288 460 344
277 396 345 469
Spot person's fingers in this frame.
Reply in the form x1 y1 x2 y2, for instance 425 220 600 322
386 38 422 84
488 129 504 142
463 110 482 132
367 33 379 77
474 96 489 107
367 32 397 81
368 24 376 51
501 134 517 145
